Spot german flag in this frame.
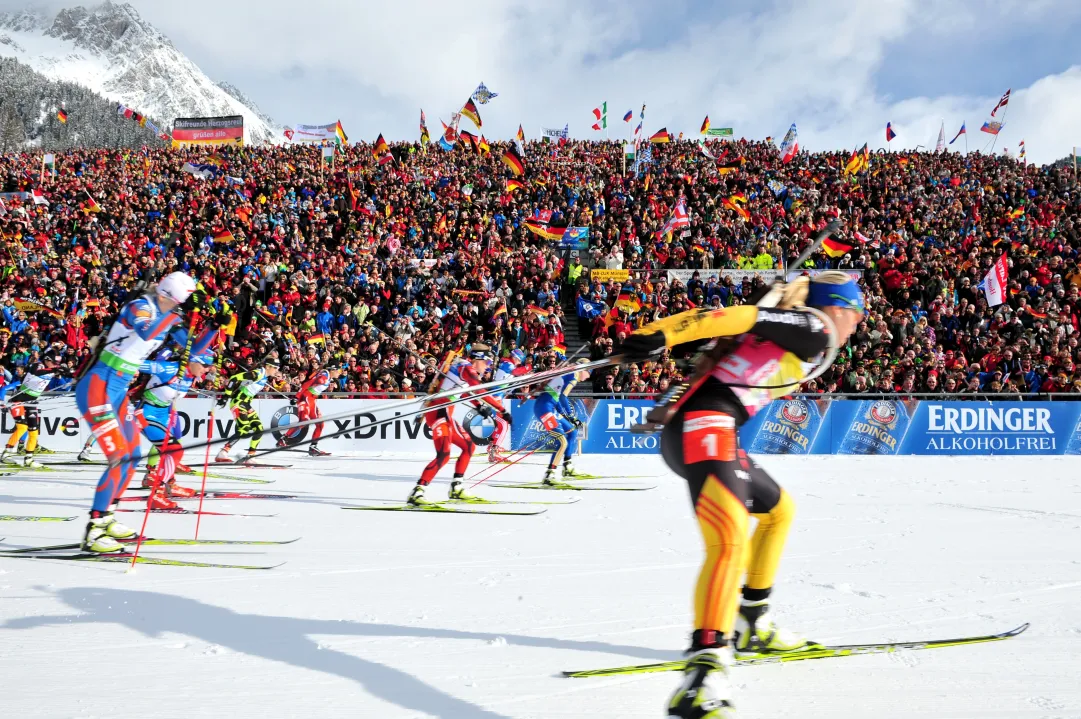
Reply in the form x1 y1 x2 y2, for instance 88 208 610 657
717 157 745 174
844 148 862 175
506 178 526 193
460 98 482 128
373 133 389 156
213 229 235 243
523 220 566 242
459 129 478 151
821 235 854 258
83 191 102 213
434 213 448 235
615 287 642 314
525 304 551 318
516 124 525 142
502 146 525 176
722 193 750 221
478 135 490 154
57 108 68 124
306 333 327 346
1008 207 1025 220
700 115 710 134
649 128 670 143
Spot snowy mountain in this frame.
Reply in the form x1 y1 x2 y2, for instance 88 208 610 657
0 1 278 145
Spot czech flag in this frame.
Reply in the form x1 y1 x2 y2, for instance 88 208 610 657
885 122 896 142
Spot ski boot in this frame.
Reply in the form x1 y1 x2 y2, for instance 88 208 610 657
215 447 234 463
667 648 736 718
22 454 41 469
487 447 511 463
30 444 56 455
407 483 433 506
240 450 258 466
276 439 287 448
448 479 476 501
733 599 816 657
308 445 331 457
561 461 585 479
0 448 14 466
82 514 125 553
175 462 193 475
148 488 179 510
141 466 163 490
77 448 93 462
165 480 197 499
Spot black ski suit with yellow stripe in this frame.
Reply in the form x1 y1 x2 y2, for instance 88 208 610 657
623 304 832 649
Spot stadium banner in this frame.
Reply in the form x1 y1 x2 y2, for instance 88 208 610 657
14 399 1079 457
590 269 630 282
666 269 782 285
785 269 863 281
705 128 734 137
287 122 347 144
505 400 1081 457
3 399 511 455
172 115 244 148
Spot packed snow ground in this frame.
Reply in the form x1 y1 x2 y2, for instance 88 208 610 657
1 453 1079 718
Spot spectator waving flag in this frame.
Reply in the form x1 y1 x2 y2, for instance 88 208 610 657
460 98 482 128
516 124 525 142
980 254 1009 306
821 234 854 258
779 123 798 163
471 82 498 104
649 128 670 143
57 108 68 124
656 199 690 240
700 116 710 134
991 89 1010 117
83 191 102 213
419 110 430 144
949 122 966 144
501 146 525 176
980 121 1002 135
592 102 607 130
373 133 389 156
885 122 896 142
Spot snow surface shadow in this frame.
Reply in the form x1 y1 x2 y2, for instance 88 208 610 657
4 588 670 717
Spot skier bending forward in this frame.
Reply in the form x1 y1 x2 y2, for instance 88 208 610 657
621 272 864 719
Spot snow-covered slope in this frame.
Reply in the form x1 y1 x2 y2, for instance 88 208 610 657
0 2 278 145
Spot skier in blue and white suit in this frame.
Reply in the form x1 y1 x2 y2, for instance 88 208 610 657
532 358 592 484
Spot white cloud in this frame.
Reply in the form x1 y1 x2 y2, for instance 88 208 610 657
5 0 1078 163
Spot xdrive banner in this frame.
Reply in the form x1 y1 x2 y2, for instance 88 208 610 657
0 399 509 454
508 399 1081 456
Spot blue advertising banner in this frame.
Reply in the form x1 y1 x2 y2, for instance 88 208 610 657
512 399 1081 457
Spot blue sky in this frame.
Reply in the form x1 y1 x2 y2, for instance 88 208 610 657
6 0 1081 164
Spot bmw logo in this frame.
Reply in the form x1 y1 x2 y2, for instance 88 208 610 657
461 408 495 446
271 405 309 446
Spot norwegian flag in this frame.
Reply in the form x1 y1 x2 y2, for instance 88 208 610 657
991 89 1010 117
656 199 691 239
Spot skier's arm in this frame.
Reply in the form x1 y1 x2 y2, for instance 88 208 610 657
123 297 183 341
623 306 830 362
460 365 503 411
139 360 180 381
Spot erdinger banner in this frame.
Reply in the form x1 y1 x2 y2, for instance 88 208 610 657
172 115 245 147
510 399 661 454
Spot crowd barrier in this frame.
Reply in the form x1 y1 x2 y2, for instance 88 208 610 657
7 397 1081 456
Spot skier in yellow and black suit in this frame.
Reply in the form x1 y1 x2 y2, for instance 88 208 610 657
620 272 865 719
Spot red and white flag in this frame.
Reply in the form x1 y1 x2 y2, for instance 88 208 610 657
31 188 49 206
991 89 1010 117
981 254 1009 307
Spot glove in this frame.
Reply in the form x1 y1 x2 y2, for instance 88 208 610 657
620 329 667 363
182 288 208 313
568 416 584 430
476 404 495 419
209 305 233 328
500 410 513 426
214 395 227 408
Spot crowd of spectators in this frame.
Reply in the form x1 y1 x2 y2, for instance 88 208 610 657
1 135 1080 400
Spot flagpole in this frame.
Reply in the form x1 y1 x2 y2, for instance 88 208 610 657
964 125 968 155
988 101 1008 155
